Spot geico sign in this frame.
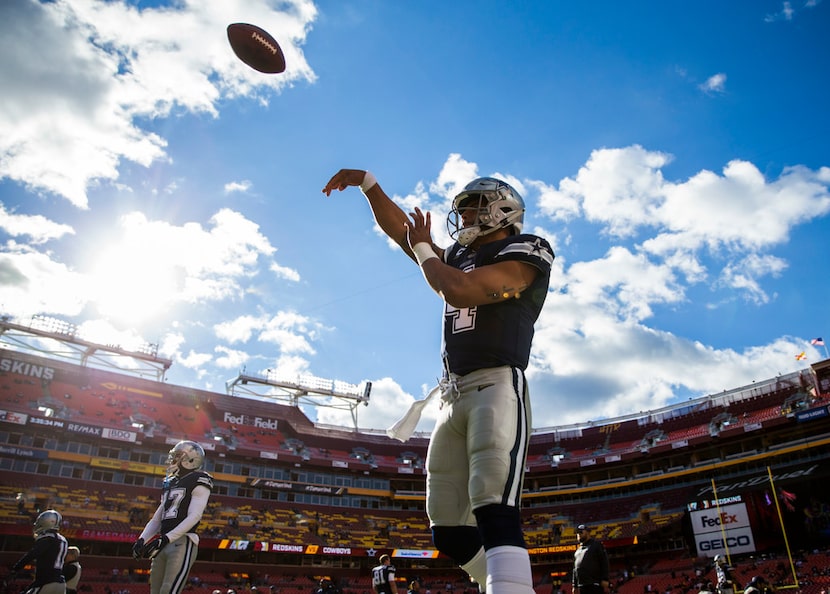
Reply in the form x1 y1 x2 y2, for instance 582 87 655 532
699 535 751 551
699 512 738 528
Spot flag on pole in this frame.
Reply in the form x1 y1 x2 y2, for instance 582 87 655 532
795 351 806 360
811 337 825 346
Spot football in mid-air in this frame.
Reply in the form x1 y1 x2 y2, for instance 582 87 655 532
226 23 286 74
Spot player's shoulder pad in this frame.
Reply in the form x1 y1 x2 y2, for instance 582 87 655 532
495 234 554 270
196 471 214 490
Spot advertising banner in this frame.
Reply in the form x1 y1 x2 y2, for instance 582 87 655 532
690 502 756 557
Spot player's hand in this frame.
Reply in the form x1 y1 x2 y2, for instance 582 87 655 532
143 534 169 559
131 538 145 559
322 169 367 196
406 207 434 248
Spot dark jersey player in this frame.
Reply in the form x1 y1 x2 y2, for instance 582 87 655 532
371 554 398 594
133 440 213 594
323 171 553 594
12 509 68 594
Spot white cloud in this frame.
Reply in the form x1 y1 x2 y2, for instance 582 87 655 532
225 180 252 194
177 349 214 370
0 206 75 244
564 246 684 321
765 1 795 21
699 72 727 93
315 376 439 434
214 315 262 344
0 246 88 317
0 0 317 207
213 345 250 370
554 145 672 237
214 311 320 371
270 262 301 282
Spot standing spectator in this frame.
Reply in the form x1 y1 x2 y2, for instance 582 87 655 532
743 577 772 594
323 170 553 594
12 510 68 594
317 579 341 594
572 525 609 594
132 440 213 594
63 546 82 594
371 554 398 594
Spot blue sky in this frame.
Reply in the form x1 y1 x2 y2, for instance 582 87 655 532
1 1 828 434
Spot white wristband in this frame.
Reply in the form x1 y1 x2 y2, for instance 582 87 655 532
412 242 438 266
359 171 377 193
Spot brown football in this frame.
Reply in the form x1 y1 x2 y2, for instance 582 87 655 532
226 23 286 74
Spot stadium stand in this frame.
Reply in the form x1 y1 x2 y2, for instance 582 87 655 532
2 317 830 594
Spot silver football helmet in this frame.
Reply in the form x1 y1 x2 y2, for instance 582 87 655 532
34 509 62 536
166 440 205 476
448 177 525 246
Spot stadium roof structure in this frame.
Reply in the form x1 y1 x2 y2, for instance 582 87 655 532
0 314 171 381
0 313 373 431
225 370 371 430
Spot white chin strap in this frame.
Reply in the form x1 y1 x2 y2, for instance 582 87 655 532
457 225 504 246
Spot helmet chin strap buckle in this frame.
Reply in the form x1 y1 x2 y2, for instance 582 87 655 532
457 223 507 247
456 227 481 246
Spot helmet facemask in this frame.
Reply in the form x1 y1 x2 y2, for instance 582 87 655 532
448 178 525 247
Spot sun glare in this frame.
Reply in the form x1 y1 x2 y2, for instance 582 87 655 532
88 234 179 326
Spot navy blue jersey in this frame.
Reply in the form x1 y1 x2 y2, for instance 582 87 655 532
13 530 67 586
442 233 554 375
160 469 213 535
371 563 396 594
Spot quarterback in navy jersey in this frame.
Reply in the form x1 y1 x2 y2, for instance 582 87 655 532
12 509 68 594
133 440 213 594
324 171 553 594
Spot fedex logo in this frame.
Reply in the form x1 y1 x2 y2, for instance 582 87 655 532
223 411 279 429
700 512 738 528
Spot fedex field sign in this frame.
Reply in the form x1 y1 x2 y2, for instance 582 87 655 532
691 502 755 557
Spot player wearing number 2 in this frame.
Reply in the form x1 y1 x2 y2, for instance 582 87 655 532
133 440 213 594
323 170 554 594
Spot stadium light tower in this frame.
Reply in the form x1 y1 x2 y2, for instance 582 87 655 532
225 370 372 430
0 314 172 381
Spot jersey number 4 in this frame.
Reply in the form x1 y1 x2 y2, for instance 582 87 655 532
446 303 477 333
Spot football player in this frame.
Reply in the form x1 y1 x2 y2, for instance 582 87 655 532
713 555 737 594
323 171 554 594
12 509 68 594
133 440 213 594
371 554 398 594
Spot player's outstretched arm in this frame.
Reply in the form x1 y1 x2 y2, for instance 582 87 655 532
323 169 417 263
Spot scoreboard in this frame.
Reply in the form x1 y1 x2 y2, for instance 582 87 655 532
687 494 756 557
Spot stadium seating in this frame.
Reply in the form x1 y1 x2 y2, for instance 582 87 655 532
1 339 828 592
